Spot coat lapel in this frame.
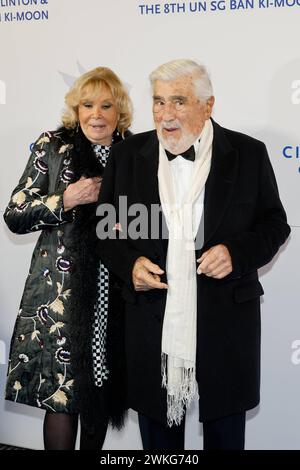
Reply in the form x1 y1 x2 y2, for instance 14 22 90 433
204 121 239 245
136 131 167 256
137 131 160 206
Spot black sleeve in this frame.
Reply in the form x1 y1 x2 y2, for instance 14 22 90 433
223 144 290 277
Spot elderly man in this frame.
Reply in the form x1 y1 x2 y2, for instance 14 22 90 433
96 59 290 450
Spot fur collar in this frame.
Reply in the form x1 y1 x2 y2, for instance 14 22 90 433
62 125 129 432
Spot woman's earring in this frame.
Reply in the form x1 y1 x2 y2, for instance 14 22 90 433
76 122 80 133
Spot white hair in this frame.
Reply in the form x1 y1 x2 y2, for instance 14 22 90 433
149 59 213 101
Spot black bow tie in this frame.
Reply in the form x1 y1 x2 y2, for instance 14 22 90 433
165 145 195 162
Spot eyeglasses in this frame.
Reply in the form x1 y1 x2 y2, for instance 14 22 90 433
153 98 189 114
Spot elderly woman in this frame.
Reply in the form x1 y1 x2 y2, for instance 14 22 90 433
4 67 132 450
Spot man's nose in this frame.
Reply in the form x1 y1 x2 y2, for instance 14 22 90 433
162 102 176 120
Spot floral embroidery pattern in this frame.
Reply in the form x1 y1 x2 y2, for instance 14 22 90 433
5 131 77 412
6 131 74 230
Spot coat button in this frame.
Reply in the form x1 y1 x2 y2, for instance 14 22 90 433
57 244 65 255
43 268 50 277
40 250 48 257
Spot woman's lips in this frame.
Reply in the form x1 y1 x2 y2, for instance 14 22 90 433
90 124 105 130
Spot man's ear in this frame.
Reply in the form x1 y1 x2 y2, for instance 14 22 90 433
206 96 215 119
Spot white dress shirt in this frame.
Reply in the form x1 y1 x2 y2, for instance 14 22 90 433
169 137 205 237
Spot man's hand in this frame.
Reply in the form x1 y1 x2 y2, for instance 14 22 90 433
63 177 102 211
197 244 232 279
132 256 168 291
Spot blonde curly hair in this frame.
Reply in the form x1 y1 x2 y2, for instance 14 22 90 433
61 66 133 137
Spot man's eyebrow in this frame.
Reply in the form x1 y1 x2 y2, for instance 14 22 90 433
170 95 187 101
152 95 188 101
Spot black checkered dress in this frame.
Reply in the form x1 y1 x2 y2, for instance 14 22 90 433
92 143 111 387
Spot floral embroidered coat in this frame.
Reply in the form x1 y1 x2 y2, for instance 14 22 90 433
5 130 90 413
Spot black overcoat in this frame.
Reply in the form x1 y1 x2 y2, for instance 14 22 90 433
97 120 290 425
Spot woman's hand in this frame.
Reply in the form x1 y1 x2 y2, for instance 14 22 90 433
63 177 102 211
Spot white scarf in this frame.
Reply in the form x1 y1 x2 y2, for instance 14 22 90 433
158 119 213 426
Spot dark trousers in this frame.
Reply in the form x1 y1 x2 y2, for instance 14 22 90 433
138 411 246 450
